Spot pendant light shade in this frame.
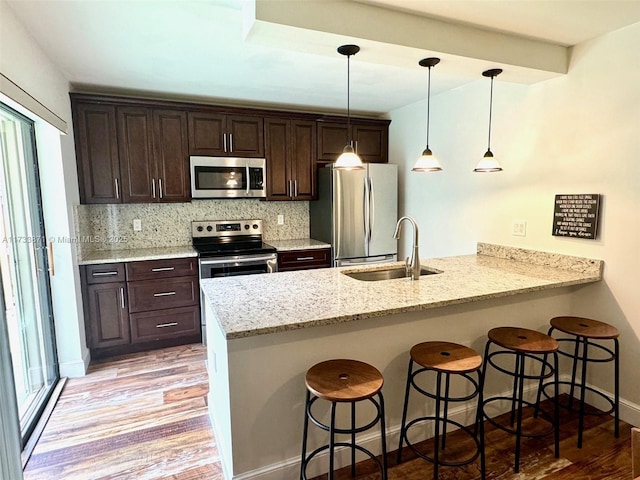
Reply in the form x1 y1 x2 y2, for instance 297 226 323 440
412 57 442 172
335 44 364 170
474 68 503 173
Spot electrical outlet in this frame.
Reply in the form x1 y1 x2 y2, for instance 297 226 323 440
277 214 284 225
133 219 142 232
512 220 527 237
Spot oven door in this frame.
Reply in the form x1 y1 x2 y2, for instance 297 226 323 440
190 157 266 199
199 253 278 278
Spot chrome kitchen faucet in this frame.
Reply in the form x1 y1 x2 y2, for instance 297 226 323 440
393 216 420 280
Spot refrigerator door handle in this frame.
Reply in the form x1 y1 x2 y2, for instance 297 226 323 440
363 176 370 256
368 176 375 244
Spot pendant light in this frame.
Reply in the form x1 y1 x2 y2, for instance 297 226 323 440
474 68 503 173
335 44 364 170
412 57 442 172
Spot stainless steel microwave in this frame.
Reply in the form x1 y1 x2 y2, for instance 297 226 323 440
190 156 266 199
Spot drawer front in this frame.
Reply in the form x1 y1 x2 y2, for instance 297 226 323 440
126 257 197 281
130 305 200 343
84 263 126 284
277 248 331 271
127 276 198 313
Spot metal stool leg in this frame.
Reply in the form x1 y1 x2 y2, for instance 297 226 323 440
478 368 486 480
433 371 443 480
614 338 620 438
553 351 560 458
351 401 356 477
397 359 414 464
514 352 526 473
329 401 337 480
577 337 589 448
300 390 311 480
378 392 388 480
510 353 521 428
441 372 451 450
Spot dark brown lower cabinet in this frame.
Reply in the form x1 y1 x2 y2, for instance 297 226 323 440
85 282 130 348
82 257 200 358
277 248 331 271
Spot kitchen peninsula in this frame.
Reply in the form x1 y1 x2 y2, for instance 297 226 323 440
202 243 603 480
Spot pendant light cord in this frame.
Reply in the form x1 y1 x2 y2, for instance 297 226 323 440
487 75 494 151
426 65 432 148
347 53 351 145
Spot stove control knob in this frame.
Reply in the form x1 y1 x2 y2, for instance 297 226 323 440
206 225 213 232
252 224 258 230
196 226 204 232
244 224 250 230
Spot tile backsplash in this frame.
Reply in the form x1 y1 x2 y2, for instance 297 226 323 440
76 200 309 257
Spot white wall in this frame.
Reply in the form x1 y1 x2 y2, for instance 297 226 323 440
1 0 88 377
390 23 640 419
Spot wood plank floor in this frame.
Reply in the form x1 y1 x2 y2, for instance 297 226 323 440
24 344 633 479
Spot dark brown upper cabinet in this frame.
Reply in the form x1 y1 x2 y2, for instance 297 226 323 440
317 120 389 164
187 112 264 157
265 118 316 201
118 107 189 203
73 103 121 204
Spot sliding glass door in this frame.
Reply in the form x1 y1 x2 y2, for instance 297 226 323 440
0 103 59 444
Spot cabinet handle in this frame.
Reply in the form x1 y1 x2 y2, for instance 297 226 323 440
229 133 233 152
152 178 156 198
294 180 298 197
156 322 178 328
92 271 118 277
288 180 292 198
114 178 120 199
153 291 176 297
354 140 358 154
120 287 125 309
296 256 315 261
223 133 227 153
151 267 175 272
158 178 164 199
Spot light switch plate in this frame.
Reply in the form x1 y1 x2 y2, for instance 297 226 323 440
277 214 284 225
133 219 142 232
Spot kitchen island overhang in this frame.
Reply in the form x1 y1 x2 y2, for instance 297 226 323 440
202 244 603 480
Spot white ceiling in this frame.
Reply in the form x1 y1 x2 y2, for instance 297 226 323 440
5 0 640 115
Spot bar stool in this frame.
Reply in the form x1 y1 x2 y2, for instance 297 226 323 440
540 316 619 448
482 327 559 473
397 341 485 480
300 359 387 480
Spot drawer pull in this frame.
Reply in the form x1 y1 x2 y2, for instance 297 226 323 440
120 287 125 309
92 271 118 276
296 256 315 261
151 267 175 272
153 291 176 297
156 322 178 328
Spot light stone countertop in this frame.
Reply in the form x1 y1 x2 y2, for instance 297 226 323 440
266 238 331 251
78 245 197 265
201 243 603 340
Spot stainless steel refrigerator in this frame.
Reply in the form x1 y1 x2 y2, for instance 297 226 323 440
310 164 398 266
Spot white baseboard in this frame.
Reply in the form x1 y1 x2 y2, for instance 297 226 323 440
58 349 89 378
227 378 639 480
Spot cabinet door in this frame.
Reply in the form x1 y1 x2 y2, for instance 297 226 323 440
187 112 226 156
73 103 121 204
317 122 348 162
264 118 291 200
153 109 190 202
227 115 264 157
353 124 388 164
117 107 156 203
290 120 316 200
85 282 130 348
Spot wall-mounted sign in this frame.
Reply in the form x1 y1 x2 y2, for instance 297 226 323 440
552 194 601 239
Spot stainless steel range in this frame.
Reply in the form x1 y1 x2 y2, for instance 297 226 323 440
192 219 277 342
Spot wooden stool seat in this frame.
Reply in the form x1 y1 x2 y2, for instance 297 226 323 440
305 359 383 402
410 341 482 374
488 326 558 354
301 359 387 479
550 316 619 339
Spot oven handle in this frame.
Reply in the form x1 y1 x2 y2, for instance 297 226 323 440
199 254 277 266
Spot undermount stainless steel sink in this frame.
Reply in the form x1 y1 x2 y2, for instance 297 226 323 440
343 267 441 282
